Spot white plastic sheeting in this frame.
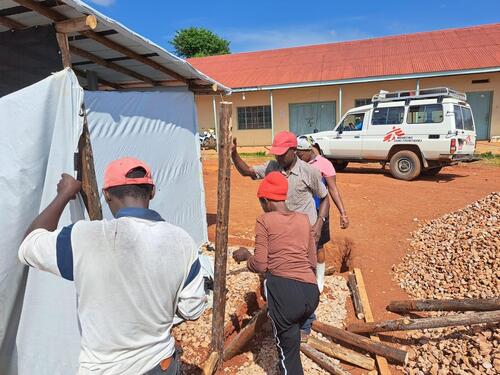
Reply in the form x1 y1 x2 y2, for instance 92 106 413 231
85 89 208 246
0 69 85 374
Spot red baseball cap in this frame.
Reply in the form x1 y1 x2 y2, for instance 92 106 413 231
103 157 154 189
257 171 288 201
269 131 298 155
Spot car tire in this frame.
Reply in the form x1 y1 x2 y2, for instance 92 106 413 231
422 167 442 176
389 150 421 181
332 161 349 171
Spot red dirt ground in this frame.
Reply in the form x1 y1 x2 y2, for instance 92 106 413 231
203 156 500 373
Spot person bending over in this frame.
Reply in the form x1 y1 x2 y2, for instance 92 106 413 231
19 157 206 375
233 172 319 375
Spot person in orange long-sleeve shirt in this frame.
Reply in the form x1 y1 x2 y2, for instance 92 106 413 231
233 172 319 375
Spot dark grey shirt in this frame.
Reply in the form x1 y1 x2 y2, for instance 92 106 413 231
253 158 328 225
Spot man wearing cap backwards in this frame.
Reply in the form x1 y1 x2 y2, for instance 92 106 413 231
233 172 319 375
18 157 206 375
296 136 349 293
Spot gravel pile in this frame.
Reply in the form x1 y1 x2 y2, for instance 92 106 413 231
224 275 350 374
393 192 500 375
172 246 261 372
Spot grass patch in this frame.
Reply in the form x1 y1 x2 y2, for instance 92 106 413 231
479 152 500 166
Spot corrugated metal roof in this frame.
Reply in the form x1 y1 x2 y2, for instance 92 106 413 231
0 0 229 92
189 24 500 90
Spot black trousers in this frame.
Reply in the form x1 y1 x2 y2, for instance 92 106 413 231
264 273 319 375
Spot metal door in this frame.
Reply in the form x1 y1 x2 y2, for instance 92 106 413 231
466 91 493 140
289 101 336 136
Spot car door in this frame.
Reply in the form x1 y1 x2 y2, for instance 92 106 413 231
325 112 366 159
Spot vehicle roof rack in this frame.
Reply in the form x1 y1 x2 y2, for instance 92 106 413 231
372 87 467 103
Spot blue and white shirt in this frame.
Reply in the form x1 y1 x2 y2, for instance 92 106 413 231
19 207 206 375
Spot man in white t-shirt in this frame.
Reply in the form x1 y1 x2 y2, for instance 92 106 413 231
19 157 206 374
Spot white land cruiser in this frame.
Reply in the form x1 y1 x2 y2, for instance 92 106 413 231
306 87 478 181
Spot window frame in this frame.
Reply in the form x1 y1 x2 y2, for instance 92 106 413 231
337 112 366 132
237 105 272 130
406 104 444 124
354 98 372 107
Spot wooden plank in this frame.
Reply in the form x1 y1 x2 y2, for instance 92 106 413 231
223 305 268 361
55 15 97 33
348 273 365 320
0 15 24 29
70 45 158 86
202 351 219 375
387 298 500 313
312 321 408 365
348 310 500 334
307 336 375 370
211 102 233 369
353 267 391 375
301 344 351 375
73 68 122 90
56 32 71 68
77 109 103 220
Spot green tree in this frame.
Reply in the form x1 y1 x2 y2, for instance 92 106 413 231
170 27 230 58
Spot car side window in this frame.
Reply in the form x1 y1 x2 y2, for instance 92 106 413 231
454 105 464 130
407 104 443 124
371 107 405 125
338 113 365 132
461 107 474 131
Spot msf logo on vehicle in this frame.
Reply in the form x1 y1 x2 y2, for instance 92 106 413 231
383 127 406 142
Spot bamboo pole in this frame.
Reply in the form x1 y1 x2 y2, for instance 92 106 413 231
307 336 375 371
223 305 268 361
312 321 408 365
387 298 500 313
354 267 391 374
210 102 233 369
348 310 500 334
348 273 365 320
301 344 351 375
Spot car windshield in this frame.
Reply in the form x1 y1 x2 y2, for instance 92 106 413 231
338 113 365 131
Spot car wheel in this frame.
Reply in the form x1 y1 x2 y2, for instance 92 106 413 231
332 161 349 171
389 150 421 181
422 167 442 176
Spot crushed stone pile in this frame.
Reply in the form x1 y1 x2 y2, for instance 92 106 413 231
393 192 500 375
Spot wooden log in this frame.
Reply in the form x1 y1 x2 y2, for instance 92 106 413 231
312 321 408 365
202 351 219 375
301 344 350 375
210 102 233 368
348 310 500 334
76 109 103 220
56 32 71 68
354 267 391 374
307 336 375 371
387 298 500 313
223 305 268 361
348 273 365 320
55 15 97 33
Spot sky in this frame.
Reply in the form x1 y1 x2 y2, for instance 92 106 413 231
86 0 500 54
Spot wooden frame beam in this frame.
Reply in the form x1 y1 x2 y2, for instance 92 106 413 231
13 0 188 83
55 15 97 34
74 68 123 90
0 15 24 29
70 45 157 86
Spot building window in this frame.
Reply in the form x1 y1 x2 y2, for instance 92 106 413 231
371 107 405 125
237 106 272 130
355 98 372 107
472 79 489 84
407 104 443 124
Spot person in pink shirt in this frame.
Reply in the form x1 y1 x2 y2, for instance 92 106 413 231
296 136 349 292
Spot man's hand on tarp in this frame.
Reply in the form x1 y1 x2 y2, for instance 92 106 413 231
57 173 81 200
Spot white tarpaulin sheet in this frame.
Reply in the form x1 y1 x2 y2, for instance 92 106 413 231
85 89 208 246
0 69 85 374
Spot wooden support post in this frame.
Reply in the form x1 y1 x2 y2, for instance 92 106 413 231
312 321 408 365
348 273 365 320
55 32 71 68
301 344 351 375
348 310 500 334
211 102 233 369
387 298 500 313
77 109 103 220
307 336 375 371
202 352 219 375
354 267 391 375
55 15 97 33
223 305 268 361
